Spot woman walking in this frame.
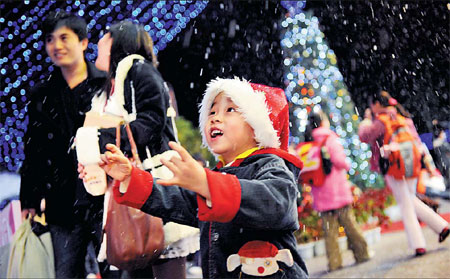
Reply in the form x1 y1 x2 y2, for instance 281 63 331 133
359 90 449 256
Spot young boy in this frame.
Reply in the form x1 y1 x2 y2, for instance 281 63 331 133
84 77 308 278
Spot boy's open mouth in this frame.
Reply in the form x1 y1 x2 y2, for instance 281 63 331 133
210 128 223 138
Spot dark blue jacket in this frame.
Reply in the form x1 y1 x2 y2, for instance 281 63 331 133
114 149 308 278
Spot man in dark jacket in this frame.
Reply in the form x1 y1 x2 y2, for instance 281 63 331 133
19 11 106 278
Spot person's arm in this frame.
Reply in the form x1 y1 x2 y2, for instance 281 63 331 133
90 144 297 230
80 143 200 227
113 166 200 227
152 142 293 229
19 92 45 217
197 156 299 230
358 118 385 144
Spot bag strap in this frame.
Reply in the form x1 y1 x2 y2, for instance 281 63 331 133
116 125 121 147
164 81 180 144
167 105 179 143
125 124 143 170
319 134 330 147
115 124 143 170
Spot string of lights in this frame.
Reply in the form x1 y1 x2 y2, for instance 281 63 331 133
0 0 208 172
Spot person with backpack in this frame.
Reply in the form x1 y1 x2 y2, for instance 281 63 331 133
299 109 370 271
358 90 449 257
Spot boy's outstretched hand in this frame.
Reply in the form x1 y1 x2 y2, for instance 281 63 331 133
78 143 132 192
98 143 133 182
158 141 210 200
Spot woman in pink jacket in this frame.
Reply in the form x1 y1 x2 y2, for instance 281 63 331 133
358 90 449 257
305 110 370 271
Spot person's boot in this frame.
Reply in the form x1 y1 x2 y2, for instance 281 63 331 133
439 227 449 243
415 248 426 257
328 264 342 272
356 249 375 263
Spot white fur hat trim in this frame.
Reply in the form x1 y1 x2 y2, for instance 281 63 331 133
199 77 280 155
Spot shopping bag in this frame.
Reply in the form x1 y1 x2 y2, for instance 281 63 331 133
0 199 22 247
7 217 55 278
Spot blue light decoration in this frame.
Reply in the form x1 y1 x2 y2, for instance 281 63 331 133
280 1 382 188
0 1 208 172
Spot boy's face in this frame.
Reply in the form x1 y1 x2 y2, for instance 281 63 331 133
205 92 257 164
45 26 87 69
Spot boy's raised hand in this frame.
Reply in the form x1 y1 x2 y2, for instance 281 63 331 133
99 143 133 182
158 141 210 200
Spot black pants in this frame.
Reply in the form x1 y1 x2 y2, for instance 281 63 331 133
49 207 103 278
119 257 187 279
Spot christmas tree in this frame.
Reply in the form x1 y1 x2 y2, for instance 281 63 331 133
281 2 383 189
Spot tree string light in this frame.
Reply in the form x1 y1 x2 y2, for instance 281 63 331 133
280 1 383 188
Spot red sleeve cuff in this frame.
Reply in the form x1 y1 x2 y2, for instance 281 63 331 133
113 166 153 209
197 169 241 222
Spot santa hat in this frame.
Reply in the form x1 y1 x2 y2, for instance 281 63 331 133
237 241 279 258
198 77 290 155
226 240 294 275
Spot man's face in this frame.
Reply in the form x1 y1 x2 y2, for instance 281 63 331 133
45 26 87 68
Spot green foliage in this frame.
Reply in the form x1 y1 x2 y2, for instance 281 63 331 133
175 117 216 167
296 190 324 243
351 186 396 227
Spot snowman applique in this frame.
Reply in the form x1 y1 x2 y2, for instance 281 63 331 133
227 241 294 277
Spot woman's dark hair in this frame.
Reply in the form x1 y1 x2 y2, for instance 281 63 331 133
42 11 88 41
304 110 327 142
105 20 158 96
369 90 411 118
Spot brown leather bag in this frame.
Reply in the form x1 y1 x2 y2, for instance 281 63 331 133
104 124 164 270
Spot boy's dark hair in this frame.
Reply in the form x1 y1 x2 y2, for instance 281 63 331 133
42 11 88 41
104 20 158 96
